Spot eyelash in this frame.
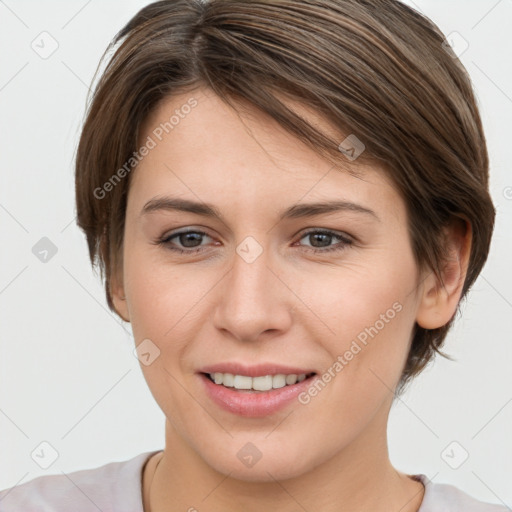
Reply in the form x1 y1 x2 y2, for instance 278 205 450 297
155 228 353 255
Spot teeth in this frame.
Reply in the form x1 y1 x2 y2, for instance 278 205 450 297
285 374 298 385
273 374 286 389
253 375 273 391
233 375 252 389
222 373 234 387
209 372 310 391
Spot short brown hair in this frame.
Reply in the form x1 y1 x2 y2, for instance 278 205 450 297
75 0 495 393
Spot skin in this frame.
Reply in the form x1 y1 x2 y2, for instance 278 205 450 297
111 86 471 512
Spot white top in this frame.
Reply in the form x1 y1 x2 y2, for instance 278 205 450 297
0 450 508 511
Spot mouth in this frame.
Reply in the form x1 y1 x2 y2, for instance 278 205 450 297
197 369 318 417
202 371 316 392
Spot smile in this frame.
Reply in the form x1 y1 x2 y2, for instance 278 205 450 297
198 369 318 417
206 372 313 391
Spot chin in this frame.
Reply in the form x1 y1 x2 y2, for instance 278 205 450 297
212 456 313 483
199 437 323 483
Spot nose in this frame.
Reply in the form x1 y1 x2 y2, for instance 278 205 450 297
212 240 294 343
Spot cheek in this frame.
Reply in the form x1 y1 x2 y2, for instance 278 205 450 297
124 242 201 340
303 251 416 344
298 247 418 395
124 258 206 425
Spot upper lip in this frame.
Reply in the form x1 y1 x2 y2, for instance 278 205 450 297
198 362 316 378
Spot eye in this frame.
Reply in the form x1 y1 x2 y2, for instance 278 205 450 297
156 229 214 254
296 229 353 253
155 228 353 255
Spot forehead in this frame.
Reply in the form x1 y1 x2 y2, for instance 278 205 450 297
130 87 402 220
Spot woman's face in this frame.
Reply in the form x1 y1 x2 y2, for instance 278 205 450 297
114 86 427 481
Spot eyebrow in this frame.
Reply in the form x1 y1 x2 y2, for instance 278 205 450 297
140 196 379 223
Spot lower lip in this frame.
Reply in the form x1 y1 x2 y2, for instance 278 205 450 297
198 373 317 417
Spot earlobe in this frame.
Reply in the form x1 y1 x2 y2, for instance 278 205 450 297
415 218 472 330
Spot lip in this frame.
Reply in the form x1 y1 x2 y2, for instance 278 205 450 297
198 362 316 377
198 368 318 418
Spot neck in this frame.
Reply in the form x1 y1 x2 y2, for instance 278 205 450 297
144 403 424 512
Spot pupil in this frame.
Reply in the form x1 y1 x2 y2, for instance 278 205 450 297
181 233 202 247
311 233 330 247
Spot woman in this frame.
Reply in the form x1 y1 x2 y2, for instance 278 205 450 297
1 0 506 510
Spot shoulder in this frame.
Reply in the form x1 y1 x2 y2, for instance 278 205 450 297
416 474 509 512
0 450 160 512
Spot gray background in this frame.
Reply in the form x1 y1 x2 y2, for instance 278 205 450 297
0 0 511 506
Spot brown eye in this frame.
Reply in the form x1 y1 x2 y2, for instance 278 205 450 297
158 230 212 254
298 230 353 253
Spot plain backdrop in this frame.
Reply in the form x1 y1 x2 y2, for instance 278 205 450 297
0 0 511 506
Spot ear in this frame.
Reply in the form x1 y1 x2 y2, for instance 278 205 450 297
416 217 472 330
110 263 131 323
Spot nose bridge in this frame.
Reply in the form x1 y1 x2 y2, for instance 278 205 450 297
212 236 292 341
